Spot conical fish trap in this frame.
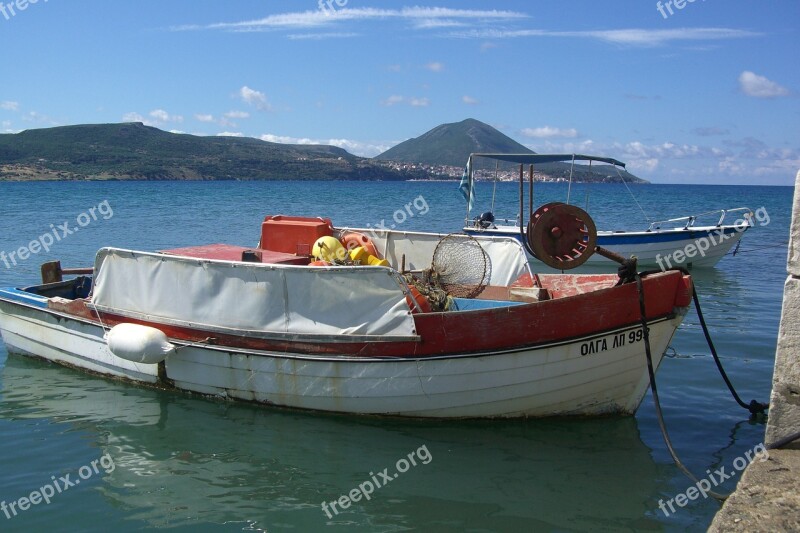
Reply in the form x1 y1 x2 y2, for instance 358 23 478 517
430 233 489 298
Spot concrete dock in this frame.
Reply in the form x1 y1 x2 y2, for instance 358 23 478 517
708 170 800 531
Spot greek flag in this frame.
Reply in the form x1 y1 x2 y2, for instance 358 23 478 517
458 157 474 210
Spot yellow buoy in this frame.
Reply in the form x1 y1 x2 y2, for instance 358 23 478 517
312 236 347 262
349 246 389 267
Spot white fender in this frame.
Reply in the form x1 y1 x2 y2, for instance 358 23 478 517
106 323 175 364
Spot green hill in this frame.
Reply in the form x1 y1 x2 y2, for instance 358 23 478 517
0 122 420 181
375 118 647 184
375 118 533 165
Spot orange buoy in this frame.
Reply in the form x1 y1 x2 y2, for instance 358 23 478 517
340 232 380 258
406 286 432 313
309 260 332 267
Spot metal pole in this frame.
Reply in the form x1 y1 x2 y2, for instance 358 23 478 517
463 155 472 226
518 163 524 231
566 154 576 205
491 161 498 214
529 164 534 219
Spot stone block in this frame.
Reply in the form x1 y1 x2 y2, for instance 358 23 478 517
766 275 800 447
789 169 800 277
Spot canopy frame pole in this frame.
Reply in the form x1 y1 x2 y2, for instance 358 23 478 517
529 164 534 221
490 160 499 215
518 163 524 233
463 155 473 226
585 160 592 212
566 154 576 205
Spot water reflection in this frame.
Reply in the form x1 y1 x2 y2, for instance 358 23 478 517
2 355 663 531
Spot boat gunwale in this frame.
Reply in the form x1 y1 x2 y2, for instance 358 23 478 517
0 294 680 363
0 268 689 360
465 222 752 238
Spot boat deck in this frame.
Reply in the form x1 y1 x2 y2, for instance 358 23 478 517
161 244 309 265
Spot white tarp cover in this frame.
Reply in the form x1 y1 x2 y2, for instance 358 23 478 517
349 230 531 287
92 248 416 340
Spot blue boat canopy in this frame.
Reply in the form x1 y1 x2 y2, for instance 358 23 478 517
469 153 626 168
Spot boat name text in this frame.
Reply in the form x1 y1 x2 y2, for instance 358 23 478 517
581 329 644 356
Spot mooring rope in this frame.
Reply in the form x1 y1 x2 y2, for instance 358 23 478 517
635 273 730 501
633 268 771 500
726 241 790 255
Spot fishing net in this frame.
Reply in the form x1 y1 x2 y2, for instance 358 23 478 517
429 233 489 299
402 273 452 312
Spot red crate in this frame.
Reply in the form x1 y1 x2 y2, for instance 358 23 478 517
260 215 333 256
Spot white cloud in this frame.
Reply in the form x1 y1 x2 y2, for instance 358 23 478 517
123 112 145 123
526 136 799 184
577 28 758 46
451 27 759 47
125 109 183 127
22 111 59 125
259 133 391 157
413 19 467 29
629 158 660 173
287 32 358 40
195 111 250 128
425 61 444 72
1 101 19 111
239 86 271 110
150 109 183 123
521 126 578 139
173 7 526 35
738 71 790 98
462 95 479 105
260 133 313 144
381 95 429 107
149 109 171 122
217 131 244 137
381 95 405 106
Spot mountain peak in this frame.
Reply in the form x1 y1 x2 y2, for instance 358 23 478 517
375 118 533 166
374 119 647 184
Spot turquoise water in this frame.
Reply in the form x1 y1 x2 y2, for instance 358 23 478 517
0 180 793 531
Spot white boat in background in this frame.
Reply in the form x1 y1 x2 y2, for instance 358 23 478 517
0 213 693 418
460 153 754 269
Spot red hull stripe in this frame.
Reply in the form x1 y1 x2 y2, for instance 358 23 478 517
91 271 690 359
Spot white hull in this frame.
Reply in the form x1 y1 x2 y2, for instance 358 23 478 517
0 300 159 383
0 299 683 418
586 228 746 267
467 225 748 268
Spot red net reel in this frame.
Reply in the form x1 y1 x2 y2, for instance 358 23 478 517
526 203 597 269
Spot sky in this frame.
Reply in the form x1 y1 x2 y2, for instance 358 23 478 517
0 0 798 185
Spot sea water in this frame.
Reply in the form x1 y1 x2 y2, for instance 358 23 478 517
0 180 793 531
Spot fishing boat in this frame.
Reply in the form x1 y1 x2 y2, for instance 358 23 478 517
0 212 693 418
460 153 754 269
